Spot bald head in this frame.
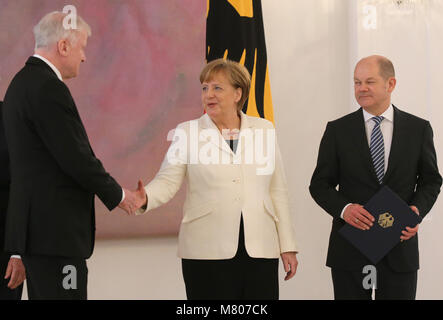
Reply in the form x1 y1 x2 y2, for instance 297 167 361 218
356 55 395 81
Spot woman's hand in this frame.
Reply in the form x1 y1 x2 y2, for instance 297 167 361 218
281 251 298 281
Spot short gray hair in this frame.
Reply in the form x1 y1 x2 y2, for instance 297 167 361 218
33 11 92 50
376 56 395 80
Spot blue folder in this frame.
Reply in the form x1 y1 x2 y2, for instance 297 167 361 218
339 186 422 265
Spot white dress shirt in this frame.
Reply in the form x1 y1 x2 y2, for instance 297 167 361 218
340 104 394 219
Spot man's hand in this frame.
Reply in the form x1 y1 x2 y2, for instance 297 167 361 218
4 257 26 289
281 252 298 281
118 180 147 215
401 206 420 241
343 204 375 230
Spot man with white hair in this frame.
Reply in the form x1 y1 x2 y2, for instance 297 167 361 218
2 11 146 299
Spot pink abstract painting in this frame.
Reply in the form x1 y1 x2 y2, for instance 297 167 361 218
0 0 206 238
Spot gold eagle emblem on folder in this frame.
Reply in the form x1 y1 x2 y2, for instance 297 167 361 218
378 213 395 228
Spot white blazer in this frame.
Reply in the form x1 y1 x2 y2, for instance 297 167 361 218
137 112 298 259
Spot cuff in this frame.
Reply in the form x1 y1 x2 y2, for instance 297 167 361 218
120 188 125 204
340 203 353 220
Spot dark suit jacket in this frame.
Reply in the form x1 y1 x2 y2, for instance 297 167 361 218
309 106 442 272
2 57 122 259
0 101 10 252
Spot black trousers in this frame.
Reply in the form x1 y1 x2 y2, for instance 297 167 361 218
331 257 417 300
22 254 88 300
182 217 279 300
0 252 23 300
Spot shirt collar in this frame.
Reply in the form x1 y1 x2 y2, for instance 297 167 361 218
33 54 63 81
363 104 394 123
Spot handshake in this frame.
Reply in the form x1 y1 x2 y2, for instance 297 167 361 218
117 180 148 215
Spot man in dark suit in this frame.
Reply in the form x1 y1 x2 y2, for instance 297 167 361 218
0 101 25 300
2 12 145 299
309 55 442 300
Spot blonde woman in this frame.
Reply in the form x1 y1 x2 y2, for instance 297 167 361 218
137 59 298 299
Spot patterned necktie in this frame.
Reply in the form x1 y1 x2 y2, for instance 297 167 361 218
370 116 385 184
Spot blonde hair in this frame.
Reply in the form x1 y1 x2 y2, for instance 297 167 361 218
33 11 92 50
200 59 251 111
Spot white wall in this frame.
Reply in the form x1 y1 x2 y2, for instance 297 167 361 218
262 0 351 299
24 0 443 300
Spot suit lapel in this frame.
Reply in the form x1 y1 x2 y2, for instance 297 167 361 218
198 112 254 157
199 114 234 156
71 99 95 157
63 83 94 156
384 106 404 182
237 111 253 156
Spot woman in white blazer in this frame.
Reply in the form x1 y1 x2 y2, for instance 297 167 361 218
136 59 298 299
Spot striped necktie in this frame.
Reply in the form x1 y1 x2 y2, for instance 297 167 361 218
370 116 385 184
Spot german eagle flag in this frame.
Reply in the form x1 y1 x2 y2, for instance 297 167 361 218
206 0 274 123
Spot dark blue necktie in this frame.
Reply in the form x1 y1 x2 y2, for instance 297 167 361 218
370 116 385 184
